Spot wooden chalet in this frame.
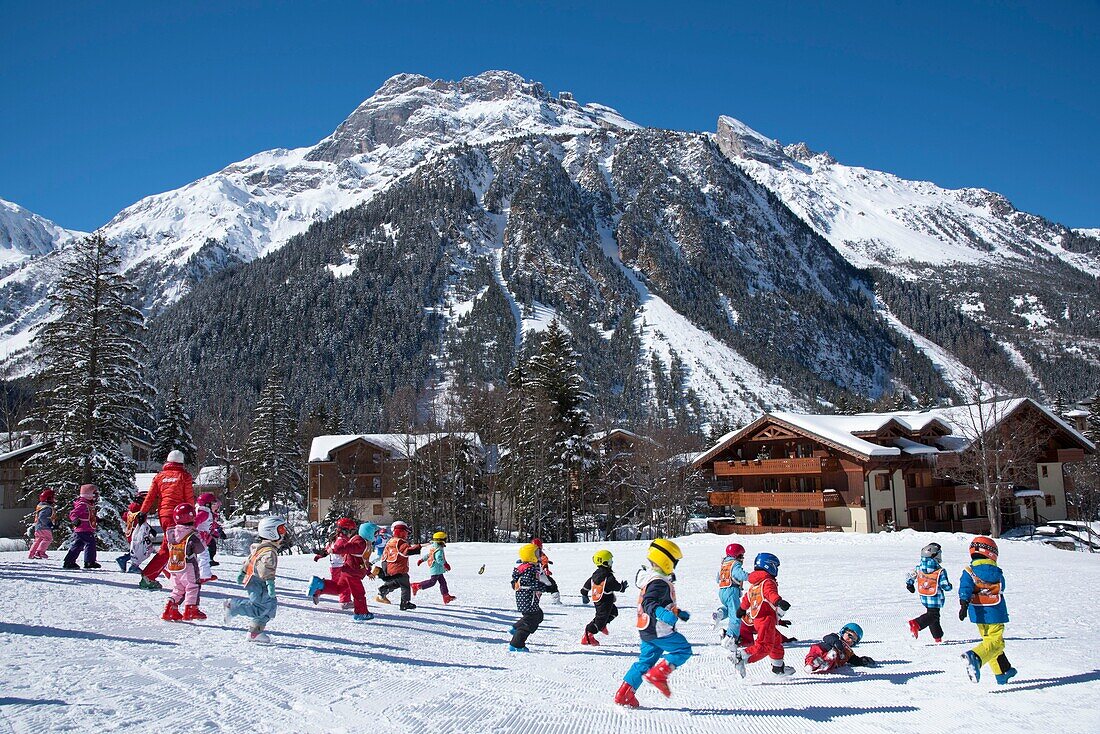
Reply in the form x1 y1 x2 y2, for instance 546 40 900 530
694 398 1092 535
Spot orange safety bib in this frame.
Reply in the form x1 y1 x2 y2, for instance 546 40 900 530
635 578 677 629
745 580 769 623
382 537 402 563
166 531 192 573
966 567 1002 606
243 544 275 587
590 579 606 604
915 568 943 596
718 559 736 589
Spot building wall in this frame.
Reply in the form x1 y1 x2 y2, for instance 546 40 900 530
825 506 868 533
1036 462 1068 522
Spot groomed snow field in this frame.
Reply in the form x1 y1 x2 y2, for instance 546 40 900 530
1 531 1098 733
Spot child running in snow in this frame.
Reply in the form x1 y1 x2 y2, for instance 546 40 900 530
615 539 692 708
161 503 208 622
580 549 628 645
413 531 455 604
906 542 952 642
63 484 100 570
712 542 750 649
224 516 288 643
531 537 561 604
115 501 144 572
804 623 875 673
28 490 57 559
376 520 422 610
731 552 795 678
194 493 221 582
125 512 157 574
308 518 374 621
508 542 555 652
959 536 1016 685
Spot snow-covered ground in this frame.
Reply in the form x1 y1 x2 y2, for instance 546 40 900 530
1 531 1098 733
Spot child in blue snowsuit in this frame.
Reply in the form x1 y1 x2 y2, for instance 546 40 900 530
713 542 749 647
958 536 1015 685
906 542 952 642
615 539 692 708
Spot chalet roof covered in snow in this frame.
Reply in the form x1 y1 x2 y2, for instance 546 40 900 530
694 397 1093 466
309 432 485 463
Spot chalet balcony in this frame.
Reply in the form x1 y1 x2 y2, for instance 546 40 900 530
713 457 836 476
906 485 985 505
909 517 990 534
708 489 845 510
708 519 842 535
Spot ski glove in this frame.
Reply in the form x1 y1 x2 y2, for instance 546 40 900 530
777 619 792 627
619 580 629 592
677 609 691 622
580 592 590 605
958 602 969 621
237 571 246 585
850 655 875 667
906 583 915 594
265 579 277 597
444 563 451 572
654 606 680 627
735 606 747 619
776 599 791 617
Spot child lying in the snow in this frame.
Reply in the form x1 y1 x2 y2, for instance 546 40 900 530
804 623 875 673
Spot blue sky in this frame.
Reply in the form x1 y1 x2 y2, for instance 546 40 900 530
2 1 1097 230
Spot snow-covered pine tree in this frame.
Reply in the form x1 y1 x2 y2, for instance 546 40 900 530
237 368 305 515
22 234 152 544
152 382 197 464
525 320 595 542
1086 397 1100 445
1051 390 1069 418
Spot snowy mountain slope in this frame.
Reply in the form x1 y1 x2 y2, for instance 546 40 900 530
1 532 1098 734
0 198 83 274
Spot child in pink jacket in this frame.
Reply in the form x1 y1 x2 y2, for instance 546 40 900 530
161 503 208 622
63 485 100 569
194 493 220 582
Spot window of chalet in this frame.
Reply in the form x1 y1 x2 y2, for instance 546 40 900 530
795 476 818 492
1040 465 1049 478
877 508 894 526
908 507 921 523
795 442 814 458
373 504 384 516
1045 494 1055 507
763 478 779 492
874 474 889 491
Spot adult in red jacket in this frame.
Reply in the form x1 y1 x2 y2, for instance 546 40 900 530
139 450 194 589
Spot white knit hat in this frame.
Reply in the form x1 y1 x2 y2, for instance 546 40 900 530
167 450 185 464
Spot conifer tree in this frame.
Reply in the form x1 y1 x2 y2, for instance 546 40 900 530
152 383 197 465
1086 397 1100 445
23 234 151 543
237 369 305 515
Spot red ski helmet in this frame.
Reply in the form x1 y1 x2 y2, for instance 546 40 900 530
725 543 746 559
969 536 998 562
531 537 544 548
196 492 217 508
335 517 358 532
172 503 196 525
38 489 55 503
128 501 142 513
391 520 409 538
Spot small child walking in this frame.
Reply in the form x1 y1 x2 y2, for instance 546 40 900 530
63 484 100 570
906 542 952 642
308 518 374 621
126 512 157 574
115 501 144 572
225 516 288 643
959 536 1016 685
376 520 422 610
713 542 750 648
161 503 208 622
580 549 627 645
615 539 692 708
508 542 554 652
413 531 455 604
805 623 875 673
28 490 57 559
194 493 222 580
731 552 795 678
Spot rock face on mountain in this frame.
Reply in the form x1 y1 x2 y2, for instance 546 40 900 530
3 71 1097 427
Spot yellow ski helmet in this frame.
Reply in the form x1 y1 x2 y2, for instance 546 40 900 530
518 543 539 563
592 549 613 567
647 538 682 575
432 531 448 543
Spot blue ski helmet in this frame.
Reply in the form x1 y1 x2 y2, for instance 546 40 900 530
754 552 780 577
358 522 380 541
841 622 863 643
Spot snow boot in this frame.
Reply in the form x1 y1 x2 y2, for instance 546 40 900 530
140 576 163 591
442 594 457 605
162 599 183 622
341 601 355 610
63 561 80 570
508 626 516 635
731 649 747 679
508 644 529 653
210 560 220 567
963 651 982 683
411 582 420 597
307 576 325 605
771 663 795 677
933 637 943 644
84 562 101 569
399 601 417 611
249 628 271 644
374 594 391 605
712 608 727 631
198 575 218 584
128 564 142 574
643 659 675 697
183 604 207 621
600 626 609 636
116 557 129 572
995 667 1017 685
222 599 234 625
353 613 375 622
908 619 920 639
614 682 640 708
581 631 600 646
551 592 562 605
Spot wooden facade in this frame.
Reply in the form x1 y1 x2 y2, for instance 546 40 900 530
308 437 403 524
695 399 1092 535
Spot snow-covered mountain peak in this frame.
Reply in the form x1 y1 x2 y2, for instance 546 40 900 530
0 197 83 273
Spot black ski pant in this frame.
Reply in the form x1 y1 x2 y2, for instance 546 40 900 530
379 573 412 604
585 600 619 635
510 608 544 649
208 538 218 565
914 606 944 639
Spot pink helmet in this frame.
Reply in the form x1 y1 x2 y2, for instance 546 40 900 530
172 503 196 525
196 492 217 507
38 489 55 503
78 484 97 499
726 543 746 559
128 501 142 513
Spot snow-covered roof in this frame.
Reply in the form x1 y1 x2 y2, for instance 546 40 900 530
1064 409 1089 418
135 473 157 494
0 440 49 464
196 465 235 487
309 432 485 463
694 397 1093 466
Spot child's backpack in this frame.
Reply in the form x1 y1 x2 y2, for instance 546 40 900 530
167 532 192 573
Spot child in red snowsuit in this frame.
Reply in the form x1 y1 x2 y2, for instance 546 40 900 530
308 518 373 621
804 623 875 673
731 552 794 678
